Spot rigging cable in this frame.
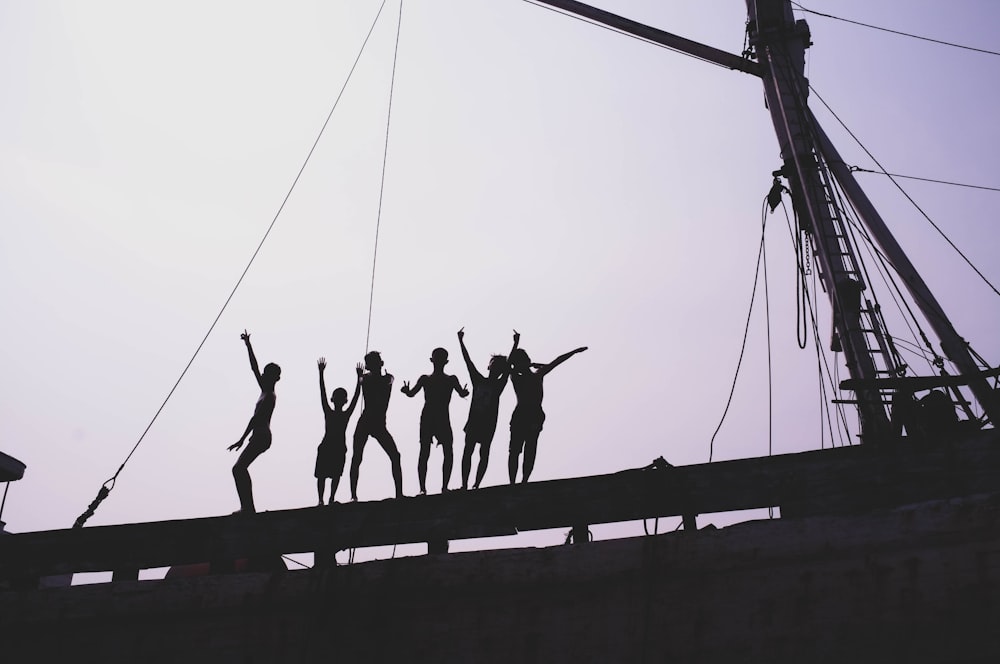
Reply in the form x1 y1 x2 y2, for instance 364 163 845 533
72 0 392 529
808 84 1000 299
365 0 405 354
779 199 852 448
708 199 768 463
849 166 1000 194
762 199 774 518
790 2 1000 58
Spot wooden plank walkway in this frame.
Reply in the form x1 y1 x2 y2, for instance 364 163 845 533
2 431 999 584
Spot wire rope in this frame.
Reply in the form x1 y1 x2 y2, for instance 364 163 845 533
708 200 768 462
365 0 405 354
790 2 1000 57
72 1 391 529
849 167 1000 194
809 84 1000 299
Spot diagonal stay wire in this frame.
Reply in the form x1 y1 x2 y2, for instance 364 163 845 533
365 0 404 354
791 2 1000 57
849 166 1000 193
809 84 1000 300
74 0 390 528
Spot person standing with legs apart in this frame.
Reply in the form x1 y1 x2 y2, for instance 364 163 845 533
508 343 587 484
315 358 361 506
458 328 519 490
350 351 404 501
401 347 469 494
229 330 281 514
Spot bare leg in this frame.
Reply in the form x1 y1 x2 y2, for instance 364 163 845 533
417 440 431 494
350 428 367 501
461 435 475 490
442 442 453 492
317 478 325 506
474 439 492 489
374 429 404 498
329 472 342 505
521 431 540 483
508 435 523 485
233 444 266 513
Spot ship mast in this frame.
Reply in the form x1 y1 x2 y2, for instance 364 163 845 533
532 0 998 440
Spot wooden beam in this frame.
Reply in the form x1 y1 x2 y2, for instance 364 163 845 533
2 431 999 583
531 0 761 77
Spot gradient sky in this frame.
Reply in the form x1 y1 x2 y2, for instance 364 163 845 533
2 1 998 567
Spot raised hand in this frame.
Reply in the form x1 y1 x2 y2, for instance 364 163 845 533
356 362 365 378
318 357 327 371
241 330 251 344
513 329 520 344
457 327 464 340
401 380 411 393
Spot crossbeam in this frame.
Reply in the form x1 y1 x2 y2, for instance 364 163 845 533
2 432 999 584
531 0 761 76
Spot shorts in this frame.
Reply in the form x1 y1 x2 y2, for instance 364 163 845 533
420 415 453 447
510 407 545 439
315 442 346 479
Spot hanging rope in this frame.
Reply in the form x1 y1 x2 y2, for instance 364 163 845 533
73 2 391 529
365 0 405 354
708 199 768 462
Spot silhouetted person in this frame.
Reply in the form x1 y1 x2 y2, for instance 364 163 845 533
315 358 361 506
228 330 281 513
458 328 519 490
402 348 469 494
508 344 587 484
350 351 403 500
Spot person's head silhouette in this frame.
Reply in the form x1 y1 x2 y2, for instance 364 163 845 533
488 354 508 377
262 362 281 387
510 348 531 372
431 347 448 369
331 387 348 408
364 351 383 373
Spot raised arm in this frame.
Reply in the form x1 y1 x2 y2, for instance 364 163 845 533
538 346 588 377
457 328 481 380
318 357 332 414
346 364 363 416
241 330 263 389
401 375 424 397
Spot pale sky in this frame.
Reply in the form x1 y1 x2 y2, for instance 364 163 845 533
2 1 998 565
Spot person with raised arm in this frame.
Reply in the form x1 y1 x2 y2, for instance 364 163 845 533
315 358 362 506
401 347 469 494
507 342 587 484
350 351 404 500
228 330 281 514
458 328 519 490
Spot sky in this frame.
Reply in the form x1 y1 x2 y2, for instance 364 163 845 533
1 0 998 567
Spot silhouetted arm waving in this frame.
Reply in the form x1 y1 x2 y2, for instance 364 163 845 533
401 376 424 397
457 328 482 381
346 364 363 416
318 358 332 415
242 330 263 390
537 346 588 377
